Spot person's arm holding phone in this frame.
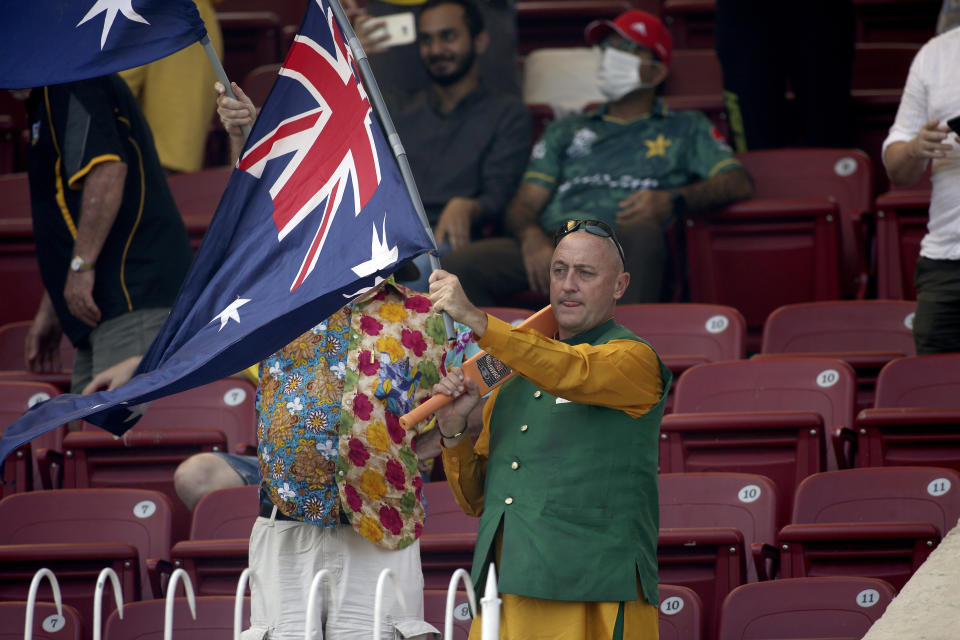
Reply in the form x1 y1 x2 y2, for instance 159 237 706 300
885 118 954 187
342 0 413 54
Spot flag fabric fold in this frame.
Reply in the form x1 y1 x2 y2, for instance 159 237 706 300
0 0 208 89
0 0 435 469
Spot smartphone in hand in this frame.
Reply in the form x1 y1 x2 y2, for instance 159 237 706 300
374 12 416 48
947 114 960 136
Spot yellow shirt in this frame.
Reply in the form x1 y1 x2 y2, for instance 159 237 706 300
442 315 663 516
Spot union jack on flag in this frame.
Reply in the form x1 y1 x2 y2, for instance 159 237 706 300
0 0 435 464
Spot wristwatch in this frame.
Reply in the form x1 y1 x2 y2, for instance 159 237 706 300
670 192 688 216
69 255 94 272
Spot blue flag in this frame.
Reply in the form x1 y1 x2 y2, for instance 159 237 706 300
0 0 435 467
0 0 208 89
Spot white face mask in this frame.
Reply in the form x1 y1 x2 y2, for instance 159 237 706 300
597 47 662 100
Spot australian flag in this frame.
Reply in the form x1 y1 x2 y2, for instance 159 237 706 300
0 0 208 89
0 0 435 466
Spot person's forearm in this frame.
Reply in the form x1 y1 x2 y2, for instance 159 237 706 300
884 140 929 187
505 194 542 239
228 132 247 167
672 167 754 215
73 161 126 263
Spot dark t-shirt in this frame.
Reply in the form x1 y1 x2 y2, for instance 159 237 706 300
26 74 192 346
389 86 531 228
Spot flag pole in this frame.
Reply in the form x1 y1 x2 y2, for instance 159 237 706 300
199 34 252 138
325 0 456 342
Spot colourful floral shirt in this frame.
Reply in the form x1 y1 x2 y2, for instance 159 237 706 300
257 280 447 550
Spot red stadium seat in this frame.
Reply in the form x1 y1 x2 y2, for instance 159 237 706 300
759 300 917 411
171 485 258 596
103 596 249 640
419 481 478 589
0 175 45 326
0 602 84 640
852 42 920 92
479 307 533 326
62 378 256 542
685 198 843 349
166 167 233 252
852 354 960 471
853 0 940 43
662 0 716 49
659 473 779 583
663 357 857 524
660 49 727 139
422 589 473 640
657 584 703 640
0 380 64 494
0 93 29 173
657 528 744 640
0 489 173 628
0 321 75 391
688 149 874 346
241 63 282 111
717 576 895 640
658 473 778 639
214 3 282 87
777 467 960 590
874 189 929 300
516 0 632 54
615 304 745 410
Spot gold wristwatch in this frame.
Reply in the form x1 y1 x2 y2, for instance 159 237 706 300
69 255 94 272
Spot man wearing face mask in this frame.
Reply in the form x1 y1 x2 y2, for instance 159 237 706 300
442 9 754 305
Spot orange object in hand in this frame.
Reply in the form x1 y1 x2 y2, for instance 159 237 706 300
399 305 558 429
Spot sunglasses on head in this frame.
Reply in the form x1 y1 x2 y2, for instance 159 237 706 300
553 219 626 266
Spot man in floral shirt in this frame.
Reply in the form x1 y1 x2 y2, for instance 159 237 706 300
245 277 449 640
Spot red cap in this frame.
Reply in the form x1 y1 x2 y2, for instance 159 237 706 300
585 10 673 67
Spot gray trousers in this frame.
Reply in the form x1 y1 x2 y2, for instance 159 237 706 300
71 308 169 393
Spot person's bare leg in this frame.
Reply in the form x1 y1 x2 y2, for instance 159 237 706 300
174 453 246 510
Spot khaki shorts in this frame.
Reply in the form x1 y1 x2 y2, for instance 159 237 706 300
71 308 170 394
243 514 438 640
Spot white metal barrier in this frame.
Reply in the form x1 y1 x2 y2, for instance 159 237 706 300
24 568 63 640
445 569 477 640
372 568 408 639
92 567 124 640
17 561 504 640
164 568 197 640
305 569 338 640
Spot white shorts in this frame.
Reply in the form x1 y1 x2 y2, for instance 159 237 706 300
242 514 438 640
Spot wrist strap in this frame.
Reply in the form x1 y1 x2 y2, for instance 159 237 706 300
439 426 466 440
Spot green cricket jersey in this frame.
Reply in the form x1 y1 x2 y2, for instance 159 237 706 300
526 100 742 232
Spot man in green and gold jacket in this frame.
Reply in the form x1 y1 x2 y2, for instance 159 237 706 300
429 219 671 640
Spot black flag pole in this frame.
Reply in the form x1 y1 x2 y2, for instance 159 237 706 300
199 34 252 139
325 0 457 342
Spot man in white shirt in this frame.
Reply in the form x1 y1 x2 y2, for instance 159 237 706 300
883 27 960 354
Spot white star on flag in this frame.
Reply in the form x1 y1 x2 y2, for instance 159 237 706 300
122 402 150 424
351 220 399 278
77 0 149 49
212 298 252 331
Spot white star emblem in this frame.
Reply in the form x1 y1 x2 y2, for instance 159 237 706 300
211 298 252 331
350 220 399 278
77 0 150 50
122 402 150 423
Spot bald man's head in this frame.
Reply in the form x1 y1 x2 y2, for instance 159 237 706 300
550 228 630 339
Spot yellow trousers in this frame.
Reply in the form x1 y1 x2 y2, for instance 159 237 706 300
120 0 223 172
